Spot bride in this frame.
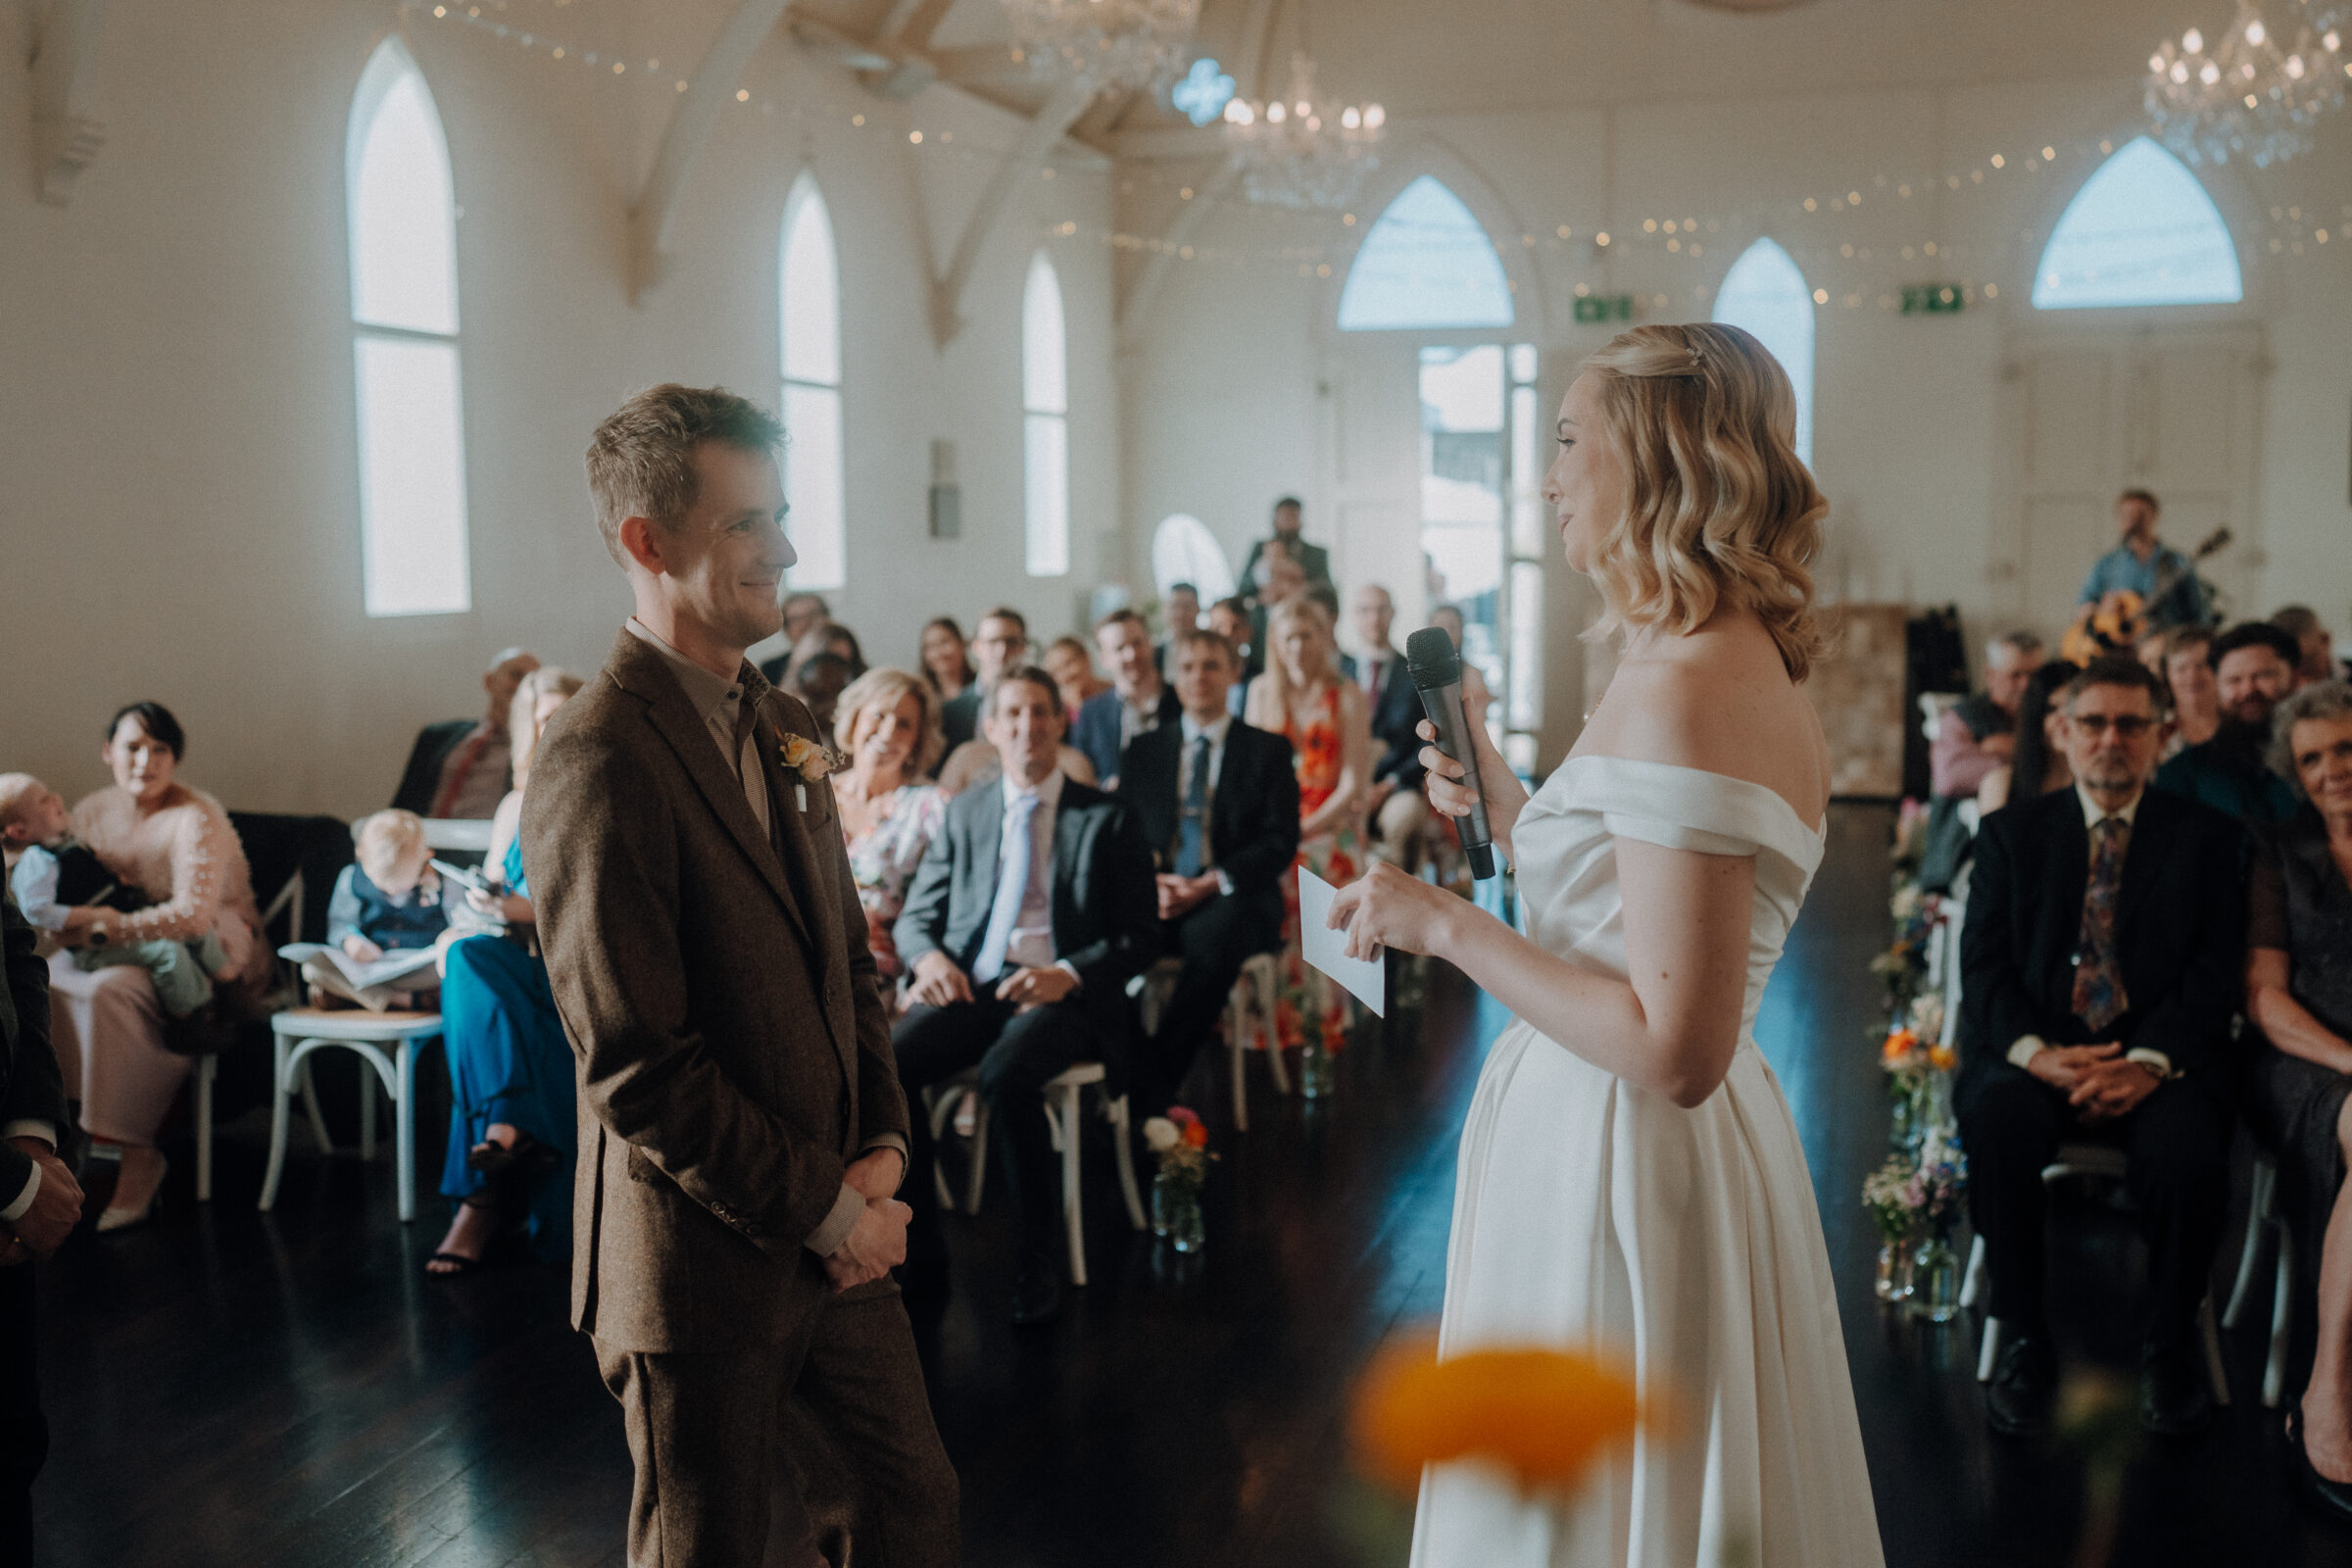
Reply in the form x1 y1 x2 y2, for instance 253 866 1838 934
1331 322 1884 1566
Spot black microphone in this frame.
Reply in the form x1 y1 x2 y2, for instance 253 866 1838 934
1404 627 1497 881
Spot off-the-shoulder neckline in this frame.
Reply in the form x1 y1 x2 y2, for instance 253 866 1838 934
1558 754 1829 839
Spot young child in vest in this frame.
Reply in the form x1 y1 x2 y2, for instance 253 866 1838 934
304 809 459 1010
0 772 229 1017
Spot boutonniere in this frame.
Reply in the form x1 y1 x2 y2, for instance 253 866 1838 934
779 733 847 811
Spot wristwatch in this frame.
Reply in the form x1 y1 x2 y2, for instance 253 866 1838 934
85 921 111 949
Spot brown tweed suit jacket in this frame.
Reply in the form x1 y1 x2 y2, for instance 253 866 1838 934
521 628 909 1352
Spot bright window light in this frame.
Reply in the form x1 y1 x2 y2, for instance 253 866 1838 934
1152 513 1236 602
1338 175 1514 331
347 37 468 616
780 173 846 589
1713 237 1816 466
2032 135 2243 310
1023 253 1069 577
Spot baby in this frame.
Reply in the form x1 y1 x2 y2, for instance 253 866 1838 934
306 809 459 1011
0 772 227 1017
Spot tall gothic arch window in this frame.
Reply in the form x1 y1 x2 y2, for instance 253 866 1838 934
2032 136 2243 310
1337 174 1514 331
1022 252 1070 577
780 173 847 589
347 37 469 616
1713 237 1815 466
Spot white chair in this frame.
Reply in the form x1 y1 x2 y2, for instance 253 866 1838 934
1967 1142 2230 1403
2222 1152 2295 1407
924 1061 1148 1287
1133 951 1290 1131
258 1008 443 1222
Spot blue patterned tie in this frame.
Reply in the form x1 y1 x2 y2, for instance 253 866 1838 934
2070 816 2131 1032
973 792 1039 985
1176 736 1210 877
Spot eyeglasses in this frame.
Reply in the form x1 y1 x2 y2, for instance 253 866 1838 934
2069 714 2156 738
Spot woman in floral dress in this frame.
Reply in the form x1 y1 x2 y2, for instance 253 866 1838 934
833 668 949 996
1245 596 1373 1053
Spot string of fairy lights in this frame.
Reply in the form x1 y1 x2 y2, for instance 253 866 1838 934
410 0 2351 312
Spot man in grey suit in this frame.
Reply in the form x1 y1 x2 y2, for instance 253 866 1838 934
525 385 956 1566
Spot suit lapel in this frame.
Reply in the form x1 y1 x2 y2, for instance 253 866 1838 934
640 697 814 956
1052 787 1087 939
2114 789 2166 959
752 702 853 1080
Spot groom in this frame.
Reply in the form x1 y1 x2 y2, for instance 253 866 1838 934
524 384 957 1565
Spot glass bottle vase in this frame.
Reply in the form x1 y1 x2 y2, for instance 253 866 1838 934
1151 1169 1205 1253
1874 1239 1915 1302
1907 1232 1961 1323
1298 1031 1336 1101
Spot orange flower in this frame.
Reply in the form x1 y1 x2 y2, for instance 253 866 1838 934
1353 1335 1648 1496
1180 1120 1209 1150
1880 1028 1919 1063
1928 1043 1958 1072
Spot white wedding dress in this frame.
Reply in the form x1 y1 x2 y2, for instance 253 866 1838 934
1410 756 1884 1568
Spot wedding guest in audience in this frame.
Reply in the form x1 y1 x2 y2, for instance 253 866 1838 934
760 619 864 689
1248 543 1308 665
1430 602 1467 654
425 664 583 1274
933 726 1096 798
1932 632 2044 801
786 650 855 735
2274 605 2340 689
834 668 949 992
1976 661 2081 814
302 808 459 1011
1042 636 1108 721
781 591 831 648
391 647 541 818
1239 496 1331 601
891 667 1156 1323
919 615 976 705
44 704 264 1231
2155 621 2302 824
2239 680 2352 1510
2161 624 2222 755
1957 657 2244 1438
1245 597 1371 1055
1074 609 1179 789
1120 631 1298 1113
1342 585 1432 869
1159 582 1201 669
2076 488 2208 633
941 608 1028 751
1208 596 1257 696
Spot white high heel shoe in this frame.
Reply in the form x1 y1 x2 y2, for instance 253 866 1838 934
96 1155 167 1233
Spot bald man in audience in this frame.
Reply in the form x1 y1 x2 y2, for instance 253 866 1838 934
392 647 541 819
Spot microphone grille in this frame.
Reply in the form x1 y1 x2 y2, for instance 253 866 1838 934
1404 627 1460 687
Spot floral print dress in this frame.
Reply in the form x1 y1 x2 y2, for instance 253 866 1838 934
1272 683 1360 1053
842 784 948 983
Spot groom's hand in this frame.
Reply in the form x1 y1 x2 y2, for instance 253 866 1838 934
844 1148 905 1201
824 1197 911 1292
909 952 974 1008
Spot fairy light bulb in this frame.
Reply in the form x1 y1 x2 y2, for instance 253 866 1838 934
2245 18 2265 45
2183 27 2204 53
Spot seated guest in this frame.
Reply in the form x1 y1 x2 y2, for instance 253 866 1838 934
1238 496 1331 603
892 668 1155 1323
426 664 584 1274
941 608 1029 751
1430 602 1466 655
4 773 226 1019
1341 584 1431 870
1957 657 2244 1437
787 650 855 734
1208 596 1258 700
760 619 864 690
2274 605 2340 690
1121 632 1298 1112
2155 621 2302 824
833 668 949 990
1976 661 2080 814
919 615 976 706
780 590 830 648
45 703 265 1231
303 808 459 1011
1245 597 1371 1055
1073 609 1179 788
1157 582 1200 670
1042 636 1108 722
932 733 1096 803
390 647 541 818
1919 631 2041 889
2160 624 2221 757
2240 681 2352 1508
1247 543 1308 668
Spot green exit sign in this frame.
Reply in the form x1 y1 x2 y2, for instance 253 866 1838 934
1574 293 1634 323
1900 282 1965 315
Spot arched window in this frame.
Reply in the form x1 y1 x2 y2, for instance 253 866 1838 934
1022 252 1069 577
1337 174 1514 331
1713 237 1815 466
780 173 846 589
1152 513 1236 603
347 36 468 616
2032 136 2243 310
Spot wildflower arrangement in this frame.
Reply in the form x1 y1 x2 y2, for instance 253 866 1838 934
1142 1104 1213 1183
1903 1127 1969 1232
1862 1154 1919 1246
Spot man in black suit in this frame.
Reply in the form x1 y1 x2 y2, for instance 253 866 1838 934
1339 584 1431 868
938 608 1028 752
1957 656 2244 1439
389 646 540 817
1119 631 1300 1114
1072 609 1179 788
1239 496 1332 601
0 891 84 1561
893 667 1157 1323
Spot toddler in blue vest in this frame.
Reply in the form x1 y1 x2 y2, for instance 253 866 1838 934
303 809 460 1010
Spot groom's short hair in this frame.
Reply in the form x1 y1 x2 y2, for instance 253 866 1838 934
586 384 784 565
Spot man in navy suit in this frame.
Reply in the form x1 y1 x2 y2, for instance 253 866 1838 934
1118 631 1300 1114
1340 585 1432 868
1072 610 1179 788
892 667 1157 1323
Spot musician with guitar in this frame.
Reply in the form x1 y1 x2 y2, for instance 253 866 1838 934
2066 490 2223 665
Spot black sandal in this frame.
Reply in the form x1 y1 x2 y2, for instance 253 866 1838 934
466 1132 559 1187
424 1192 506 1278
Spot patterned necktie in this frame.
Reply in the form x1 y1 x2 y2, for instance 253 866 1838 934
973 792 1039 985
2070 815 2132 1032
1176 736 1210 877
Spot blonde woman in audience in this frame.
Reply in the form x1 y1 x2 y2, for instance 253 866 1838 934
426 663 583 1275
1245 595 1371 1054
833 668 949 992
49 702 264 1232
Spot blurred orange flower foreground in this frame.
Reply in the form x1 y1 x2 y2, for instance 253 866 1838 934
1353 1335 1649 1495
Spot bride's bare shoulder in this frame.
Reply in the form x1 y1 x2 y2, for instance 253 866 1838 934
1581 621 1830 821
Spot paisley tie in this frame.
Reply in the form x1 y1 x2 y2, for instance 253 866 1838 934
2070 815 2131 1032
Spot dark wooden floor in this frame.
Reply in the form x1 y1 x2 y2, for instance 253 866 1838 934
33 804 2352 1565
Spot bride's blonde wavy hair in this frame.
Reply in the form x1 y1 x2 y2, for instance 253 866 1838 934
1577 321 1826 681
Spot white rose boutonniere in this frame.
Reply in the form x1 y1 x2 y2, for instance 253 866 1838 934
779 733 847 810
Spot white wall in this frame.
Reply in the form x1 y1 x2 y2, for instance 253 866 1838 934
0 0 1116 815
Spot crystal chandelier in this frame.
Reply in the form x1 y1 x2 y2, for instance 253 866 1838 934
2146 0 2349 168
1001 0 1201 94
1221 52 1384 211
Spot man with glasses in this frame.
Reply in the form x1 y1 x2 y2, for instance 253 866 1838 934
941 608 1029 752
1956 656 2244 1441
2154 621 2304 825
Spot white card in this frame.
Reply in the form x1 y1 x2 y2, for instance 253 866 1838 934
1298 867 1386 1017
